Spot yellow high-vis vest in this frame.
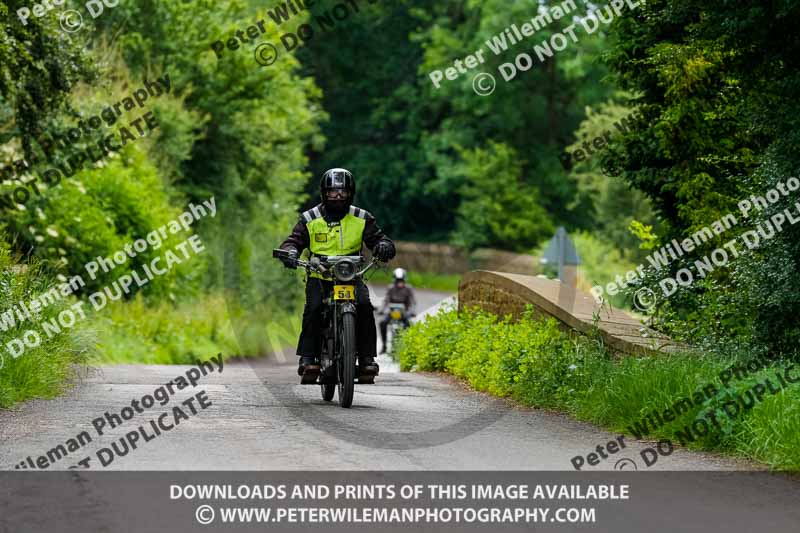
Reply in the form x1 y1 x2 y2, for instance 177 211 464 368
303 205 368 278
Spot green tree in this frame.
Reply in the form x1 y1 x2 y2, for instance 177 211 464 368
300 0 617 242
94 0 327 305
566 97 656 259
604 0 800 351
0 1 95 158
453 142 554 251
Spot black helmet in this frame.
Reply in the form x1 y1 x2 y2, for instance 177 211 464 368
320 168 355 196
320 168 355 216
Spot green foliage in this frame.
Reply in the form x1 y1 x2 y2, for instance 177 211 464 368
396 307 800 469
397 307 601 407
367 270 461 293
107 0 325 205
94 293 239 365
101 0 325 314
535 231 637 309
628 220 658 251
302 0 617 241
739 386 800 470
396 307 459 373
1 0 325 409
566 98 656 260
4 148 202 297
604 0 800 352
0 241 94 407
0 0 95 156
452 142 554 251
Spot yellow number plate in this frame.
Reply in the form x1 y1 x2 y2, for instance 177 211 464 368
390 310 402 320
333 285 355 301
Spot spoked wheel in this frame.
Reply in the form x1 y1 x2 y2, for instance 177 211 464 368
321 383 335 402
337 312 356 408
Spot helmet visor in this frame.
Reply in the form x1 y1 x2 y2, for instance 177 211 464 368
324 189 350 201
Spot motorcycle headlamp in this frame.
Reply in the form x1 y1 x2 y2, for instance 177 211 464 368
333 258 357 282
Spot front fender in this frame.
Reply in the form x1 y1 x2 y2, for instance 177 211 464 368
339 302 357 315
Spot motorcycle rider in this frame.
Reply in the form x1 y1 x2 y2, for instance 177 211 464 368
378 268 416 354
278 168 395 378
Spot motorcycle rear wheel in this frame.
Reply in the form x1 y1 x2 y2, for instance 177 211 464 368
338 312 356 408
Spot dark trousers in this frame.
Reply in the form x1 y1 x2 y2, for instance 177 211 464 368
296 278 377 359
379 314 410 346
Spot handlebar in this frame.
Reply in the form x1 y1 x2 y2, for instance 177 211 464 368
272 249 382 280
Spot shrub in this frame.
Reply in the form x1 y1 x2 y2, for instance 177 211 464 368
451 142 554 252
396 307 800 470
396 306 607 404
4 148 204 298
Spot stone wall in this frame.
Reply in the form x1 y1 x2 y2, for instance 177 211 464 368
394 241 540 276
458 270 681 357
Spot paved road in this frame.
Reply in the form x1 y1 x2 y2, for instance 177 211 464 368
0 287 757 471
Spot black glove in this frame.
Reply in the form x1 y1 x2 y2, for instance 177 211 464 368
373 241 393 262
281 248 299 269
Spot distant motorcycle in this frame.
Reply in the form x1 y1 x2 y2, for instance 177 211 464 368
273 249 383 408
384 302 411 352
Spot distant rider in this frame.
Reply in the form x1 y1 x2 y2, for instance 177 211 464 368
379 268 416 354
278 168 395 378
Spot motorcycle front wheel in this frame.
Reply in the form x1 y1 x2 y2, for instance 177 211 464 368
337 312 356 408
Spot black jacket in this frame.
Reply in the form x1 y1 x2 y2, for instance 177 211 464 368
280 203 395 259
383 285 416 313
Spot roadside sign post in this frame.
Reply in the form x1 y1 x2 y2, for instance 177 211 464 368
540 227 580 286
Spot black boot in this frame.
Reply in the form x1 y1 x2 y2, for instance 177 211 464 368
359 356 379 376
297 356 320 376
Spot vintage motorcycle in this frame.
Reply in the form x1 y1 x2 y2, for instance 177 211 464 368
272 249 382 408
384 302 411 352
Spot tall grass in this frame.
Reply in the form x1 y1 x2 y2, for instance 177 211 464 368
92 293 239 364
0 245 93 408
92 292 301 364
